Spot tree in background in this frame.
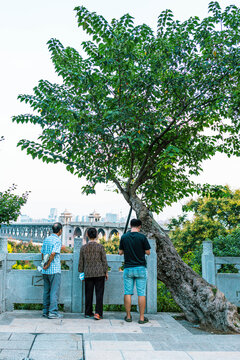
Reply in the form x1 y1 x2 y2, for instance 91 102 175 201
14 3 240 331
0 185 29 226
100 234 120 254
169 186 240 255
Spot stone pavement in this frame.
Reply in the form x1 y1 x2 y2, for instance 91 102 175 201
0 311 239 360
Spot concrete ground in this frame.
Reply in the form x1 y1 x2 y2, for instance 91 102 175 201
0 311 239 360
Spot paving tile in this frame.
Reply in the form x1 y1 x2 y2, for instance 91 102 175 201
30 350 83 360
162 343 214 351
84 340 91 350
0 350 28 360
110 319 160 327
84 333 116 341
85 349 123 360
89 326 142 333
0 340 32 350
114 333 151 341
91 340 153 350
77 341 83 350
151 343 173 351
122 350 192 360
35 324 89 333
187 352 240 360
32 340 78 350
0 317 14 326
0 334 11 341
0 326 36 333
9 333 35 341
209 335 240 343
141 327 191 335
36 333 82 341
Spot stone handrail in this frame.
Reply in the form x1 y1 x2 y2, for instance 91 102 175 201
202 240 240 306
0 237 157 313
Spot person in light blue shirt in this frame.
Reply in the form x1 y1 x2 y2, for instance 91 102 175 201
41 222 62 319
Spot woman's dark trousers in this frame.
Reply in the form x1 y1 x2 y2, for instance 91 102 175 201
85 276 105 316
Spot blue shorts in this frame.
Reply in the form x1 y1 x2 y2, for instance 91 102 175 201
123 266 147 296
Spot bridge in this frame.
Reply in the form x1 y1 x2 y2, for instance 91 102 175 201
0 221 127 247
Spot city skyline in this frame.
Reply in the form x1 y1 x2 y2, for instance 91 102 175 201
18 208 129 224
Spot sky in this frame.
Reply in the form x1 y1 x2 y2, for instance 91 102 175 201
1 0 239 222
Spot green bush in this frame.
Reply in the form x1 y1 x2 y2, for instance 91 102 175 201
100 235 120 254
157 281 181 312
14 303 64 311
9 240 73 271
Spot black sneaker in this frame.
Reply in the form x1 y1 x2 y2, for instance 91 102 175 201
85 313 94 318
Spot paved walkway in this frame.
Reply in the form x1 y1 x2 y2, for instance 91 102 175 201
0 311 239 360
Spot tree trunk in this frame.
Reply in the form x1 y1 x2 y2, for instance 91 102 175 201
129 193 240 333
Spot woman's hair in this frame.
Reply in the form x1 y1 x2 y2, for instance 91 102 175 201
87 227 97 239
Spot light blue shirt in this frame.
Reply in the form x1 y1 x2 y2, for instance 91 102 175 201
41 234 61 274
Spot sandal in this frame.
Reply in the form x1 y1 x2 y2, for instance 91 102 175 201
138 317 149 324
94 313 102 320
124 315 132 322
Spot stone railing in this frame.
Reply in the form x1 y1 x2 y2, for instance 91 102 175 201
0 237 157 313
202 240 240 306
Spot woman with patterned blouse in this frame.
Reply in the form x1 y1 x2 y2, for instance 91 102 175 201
78 227 108 319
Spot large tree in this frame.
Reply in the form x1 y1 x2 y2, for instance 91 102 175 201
14 2 240 331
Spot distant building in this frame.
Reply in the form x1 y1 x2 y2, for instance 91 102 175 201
48 208 58 222
59 209 73 247
34 218 49 223
88 210 101 223
19 214 32 223
105 213 118 223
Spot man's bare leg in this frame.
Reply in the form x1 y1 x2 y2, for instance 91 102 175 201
138 296 146 321
124 294 132 319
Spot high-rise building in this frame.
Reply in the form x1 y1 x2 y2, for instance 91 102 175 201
105 213 118 223
48 208 58 222
19 214 32 223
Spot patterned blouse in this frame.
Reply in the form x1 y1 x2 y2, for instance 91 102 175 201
78 241 108 278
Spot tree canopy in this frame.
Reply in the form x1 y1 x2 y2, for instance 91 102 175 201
0 185 29 226
169 186 240 255
13 2 240 213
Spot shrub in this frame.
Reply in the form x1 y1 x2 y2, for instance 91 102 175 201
157 281 181 312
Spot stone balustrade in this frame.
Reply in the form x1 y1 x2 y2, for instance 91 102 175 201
0 237 157 313
202 240 240 306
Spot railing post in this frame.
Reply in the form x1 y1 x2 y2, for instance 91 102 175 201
0 237 8 254
0 237 7 313
202 240 216 285
146 239 157 313
71 237 83 312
